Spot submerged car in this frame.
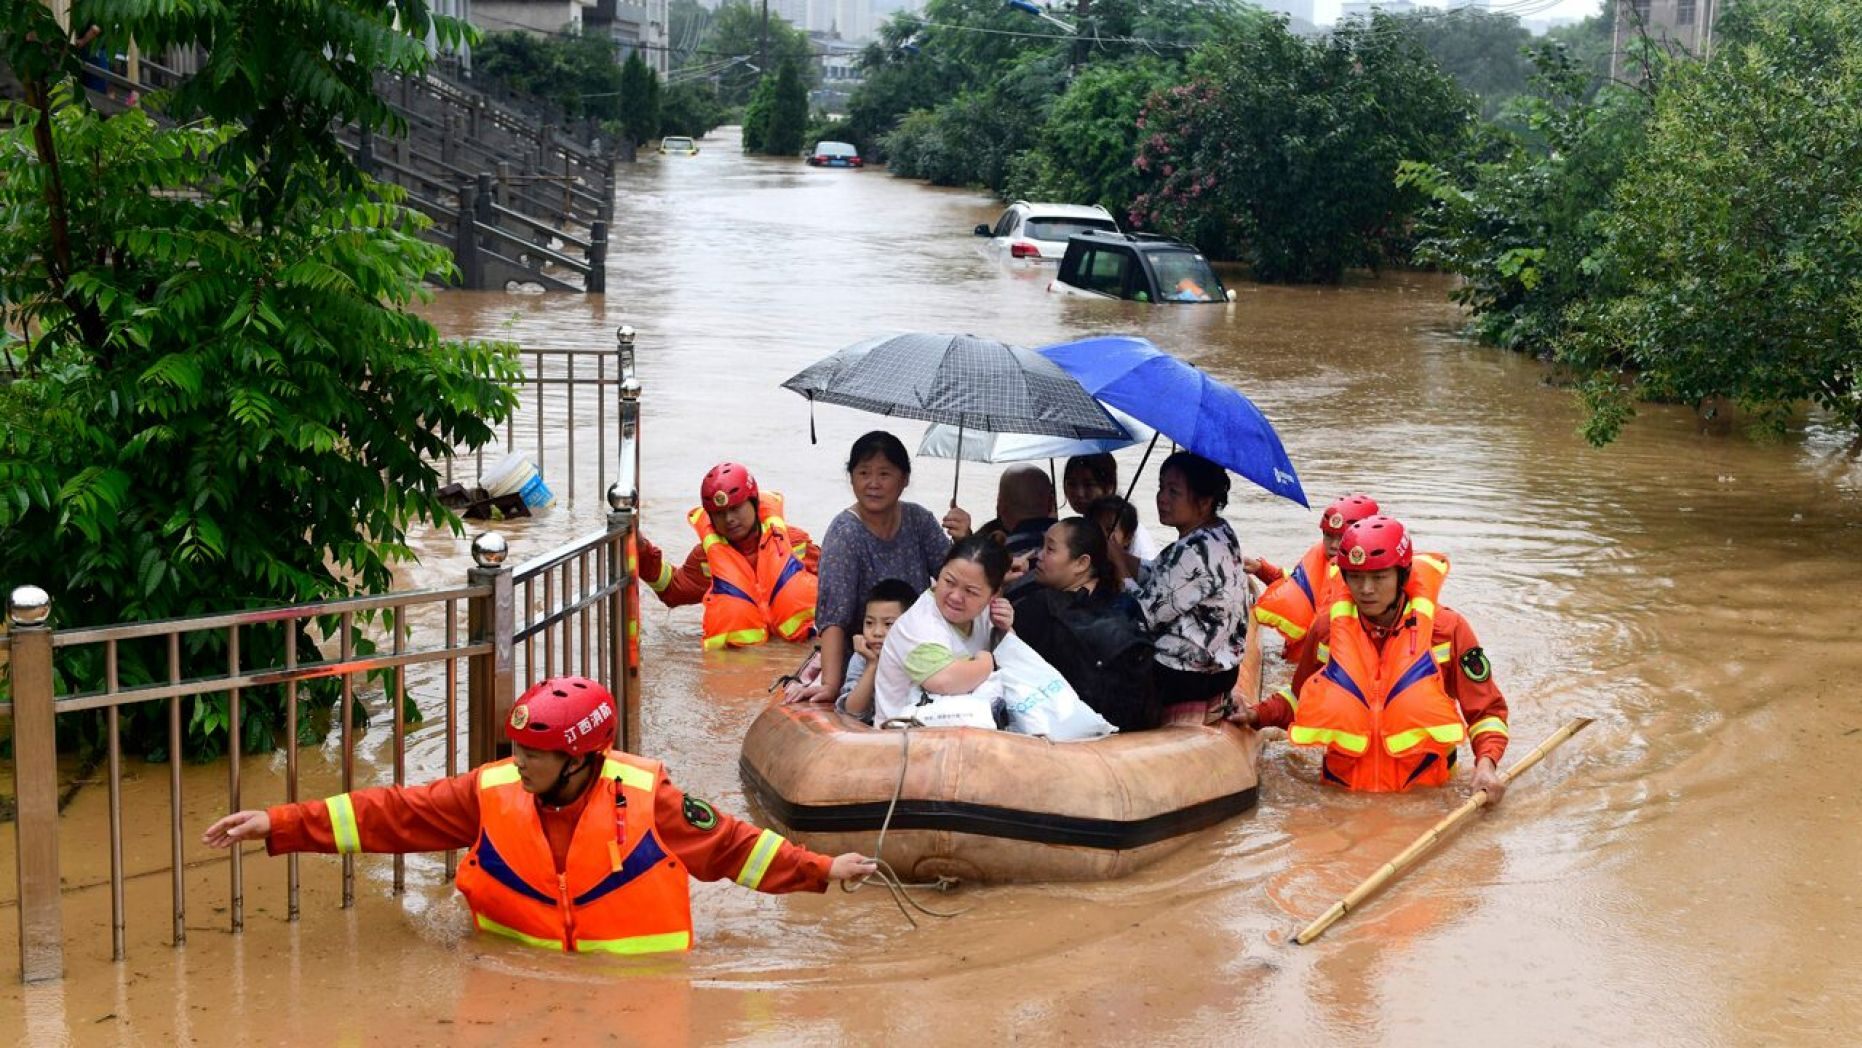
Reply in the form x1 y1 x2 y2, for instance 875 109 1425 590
806 141 863 167
1050 231 1233 304
659 136 699 156
973 201 1119 262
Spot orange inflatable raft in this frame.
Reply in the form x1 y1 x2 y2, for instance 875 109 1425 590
738 706 1262 882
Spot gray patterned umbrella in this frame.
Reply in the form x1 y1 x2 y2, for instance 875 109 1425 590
782 332 1130 441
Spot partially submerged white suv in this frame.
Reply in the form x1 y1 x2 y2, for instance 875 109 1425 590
973 201 1119 262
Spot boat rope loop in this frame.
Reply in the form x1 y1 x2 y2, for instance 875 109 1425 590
839 719 968 929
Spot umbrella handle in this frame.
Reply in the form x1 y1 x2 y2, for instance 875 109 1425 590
1124 433 1161 503
951 421 964 508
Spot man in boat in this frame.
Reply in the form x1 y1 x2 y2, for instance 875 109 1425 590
1231 516 1511 801
637 462 820 650
1249 492 1380 663
202 676 876 954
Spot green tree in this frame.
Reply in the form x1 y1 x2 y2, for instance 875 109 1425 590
1004 58 1177 212
0 1 519 759
474 30 624 121
1555 0 1862 443
618 51 662 145
659 79 727 138
1386 8 1536 120
741 73 776 152
1397 44 1654 354
698 1 815 107
764 57 811 156
1131 12 1474 282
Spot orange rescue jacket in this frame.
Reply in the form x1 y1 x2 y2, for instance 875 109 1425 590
455 752 695 954
688 492 817 650
1288 553 1467 792
1253 539 1343 661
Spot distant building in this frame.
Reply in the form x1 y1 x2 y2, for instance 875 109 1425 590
587 0 672 75
1338 0 1416 19
1256 0 1314 22
1610 0 1720 78
473 0 594 36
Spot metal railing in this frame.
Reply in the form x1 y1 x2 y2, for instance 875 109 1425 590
2 335 644 984
432 326 639 503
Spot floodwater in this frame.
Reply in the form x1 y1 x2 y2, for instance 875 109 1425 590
5 126 1862 1046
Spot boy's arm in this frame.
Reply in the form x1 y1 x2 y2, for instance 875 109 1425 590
264 771 482 856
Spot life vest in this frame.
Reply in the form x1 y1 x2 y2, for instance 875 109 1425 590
1288 553 1465 792
1253 540 1342 661
687 492 817 650
455 751 694 954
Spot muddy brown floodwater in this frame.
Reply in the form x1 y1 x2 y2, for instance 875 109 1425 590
5 127 1861 1046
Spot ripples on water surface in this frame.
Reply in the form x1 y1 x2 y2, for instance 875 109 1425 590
7 129 1861 1046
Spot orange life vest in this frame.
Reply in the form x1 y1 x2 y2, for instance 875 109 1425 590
1253 540 1343 661
1288 553 1465 792
454 752 694 954
688 492 817 650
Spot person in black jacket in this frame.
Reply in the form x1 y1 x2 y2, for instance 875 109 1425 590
1010 518 1159 733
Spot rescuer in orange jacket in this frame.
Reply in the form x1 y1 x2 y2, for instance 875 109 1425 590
1231 517 1511 802
637 462 821 650
203 676 876 954
1249 492 1380 662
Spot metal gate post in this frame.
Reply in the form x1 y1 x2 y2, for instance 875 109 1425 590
605 485 637 752
465 534 515 768
9 586 63 983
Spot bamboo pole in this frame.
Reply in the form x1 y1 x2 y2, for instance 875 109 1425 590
1294 716 1593 945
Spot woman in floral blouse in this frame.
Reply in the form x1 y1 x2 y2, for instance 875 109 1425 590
1137 452 1251 725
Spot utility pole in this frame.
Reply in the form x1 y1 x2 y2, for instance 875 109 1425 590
760 0 769 81
1073 0 1088 68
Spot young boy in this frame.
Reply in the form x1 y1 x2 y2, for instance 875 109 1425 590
834 578 917 725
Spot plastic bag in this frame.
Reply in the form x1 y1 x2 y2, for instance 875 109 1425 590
887 680 1002 730
993 634 1115 741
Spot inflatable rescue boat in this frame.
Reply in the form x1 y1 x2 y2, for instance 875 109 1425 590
739 706 1260 883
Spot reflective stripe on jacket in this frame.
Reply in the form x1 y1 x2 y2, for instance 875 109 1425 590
454 752 695 954
689 492 817 650
1289 553 1467 792
1253 539 1340 661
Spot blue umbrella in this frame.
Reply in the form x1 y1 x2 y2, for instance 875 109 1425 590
1039 335 1308 508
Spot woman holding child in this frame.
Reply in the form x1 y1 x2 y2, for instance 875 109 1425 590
798 431 956 704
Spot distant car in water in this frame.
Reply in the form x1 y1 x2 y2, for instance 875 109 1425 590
807 141 863 168
974 201 1119 263
1050 231 1234 304
659 136 699 156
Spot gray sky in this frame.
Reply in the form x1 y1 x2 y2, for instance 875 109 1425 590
1313 0 1607 22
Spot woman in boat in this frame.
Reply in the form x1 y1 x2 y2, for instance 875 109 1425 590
796 431 956 704
1137 452 1251 725
1012 518 1158 732
1062 454 1160 561
872 537 1014 726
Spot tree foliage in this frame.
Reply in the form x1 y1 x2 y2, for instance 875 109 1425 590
1399 44 1654 352
659 79 727 138
1556 0 1862 443
618 51 662 145
0 1 519 758
1130 13 1474 282
1385 8 1536 120
1003 59 1177 213
698 1 815 107
474 30 623 121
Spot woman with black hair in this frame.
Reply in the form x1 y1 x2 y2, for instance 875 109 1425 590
1013 518 1160 732
796 431 956 704
1137 452 1251 725
872 537 1015 726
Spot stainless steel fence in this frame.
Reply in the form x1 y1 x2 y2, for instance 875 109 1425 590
2 336 644 984
436 326 640 504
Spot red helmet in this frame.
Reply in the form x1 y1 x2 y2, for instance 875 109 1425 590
699 462 759 511
506 676 617 756
1320 493 1380 536
1336 516 1412 571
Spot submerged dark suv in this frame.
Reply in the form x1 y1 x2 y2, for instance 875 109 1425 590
1050 231 1232 304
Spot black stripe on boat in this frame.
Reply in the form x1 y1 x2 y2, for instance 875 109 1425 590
740 758 1258 851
